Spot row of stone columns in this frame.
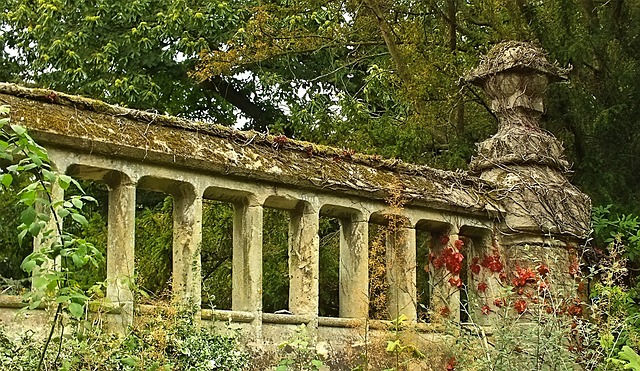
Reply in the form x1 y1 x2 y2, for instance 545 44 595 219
35 165 482 334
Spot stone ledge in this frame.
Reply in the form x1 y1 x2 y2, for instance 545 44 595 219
262 313 312 325
0 83 496 215
201 309 255 323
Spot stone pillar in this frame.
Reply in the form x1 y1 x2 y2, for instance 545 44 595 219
233 198 263 339
461 232 496 325
430 227 461 323
339 213 369 318
105 172 136 329
172 183 202 309
466 41 590 239
466 42 591 320
386 225 417 321
288 202 319 316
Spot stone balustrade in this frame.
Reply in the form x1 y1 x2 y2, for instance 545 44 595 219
0 42 592 356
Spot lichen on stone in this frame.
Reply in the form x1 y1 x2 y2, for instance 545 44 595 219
0 83 493 214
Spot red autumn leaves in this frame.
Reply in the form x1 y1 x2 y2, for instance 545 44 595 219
481 252 504 273
429 236 505 293
509 264 551 314
430 236 463 273
429 237 465 289
428 235 576 317
477 282 488 292
448 276 463 288
512 266 537 288
514 300 528 314
444 243 464 276
429 237 504 294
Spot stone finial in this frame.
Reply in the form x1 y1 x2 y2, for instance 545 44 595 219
468 41 571 173
466 41 569 84
466 41 571 129
468 42 590 239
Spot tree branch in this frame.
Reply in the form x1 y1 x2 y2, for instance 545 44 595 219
362 0 412 84
200 77 278 131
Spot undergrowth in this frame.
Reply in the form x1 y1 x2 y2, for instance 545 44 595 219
0 306 249 371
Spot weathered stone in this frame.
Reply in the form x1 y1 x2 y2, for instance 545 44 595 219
386 226 417 321
339 214 370 319
105 172 136 329
467 41 591 238
0 41 592 365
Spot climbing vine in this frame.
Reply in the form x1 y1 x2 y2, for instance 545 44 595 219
0 105 103 369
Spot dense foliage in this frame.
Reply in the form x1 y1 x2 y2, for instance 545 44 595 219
0 308 249 370
3 0 640 212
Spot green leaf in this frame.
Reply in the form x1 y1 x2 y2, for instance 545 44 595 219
28 152 43 167
10 124 27 136
0 173 12 188
70 293 89 302
55 296 71 303
21 259 36 273
618 346 640 370
71 252 87 268
70 178 83 193
20 206 37 225
386 339 400 352
28 220 44 236
41 168 56 182
68 302 84 319
71 197 83 209
82 195 97 203
71 213 88 227
28 300 42 309
19 189 37 206
22 163 37 171
58 208 70 218
46 277 59 290
58 174 72 190
32 275 48 289
17 228 29 243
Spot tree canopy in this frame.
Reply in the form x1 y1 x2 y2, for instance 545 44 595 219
2 0 640 211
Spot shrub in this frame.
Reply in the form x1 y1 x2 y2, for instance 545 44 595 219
0 307 249 371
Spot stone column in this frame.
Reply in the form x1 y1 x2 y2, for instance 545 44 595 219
339 213 369 318
288 202 319 316
233 197 263 340
466 41 590 239
463 232 498 326
466 42 591 321
386 225 417 321
430 227 461 323
105 172 136 329
172 183 202 309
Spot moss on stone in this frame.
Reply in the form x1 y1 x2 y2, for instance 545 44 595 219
0 82 494 214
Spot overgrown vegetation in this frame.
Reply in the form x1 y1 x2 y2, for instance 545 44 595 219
275 325 325 371
0 104 107 369
3 1 640 368
0 307 249 370
1 103 640 369
0 106 251 371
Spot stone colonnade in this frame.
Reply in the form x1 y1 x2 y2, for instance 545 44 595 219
41 148 492 340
